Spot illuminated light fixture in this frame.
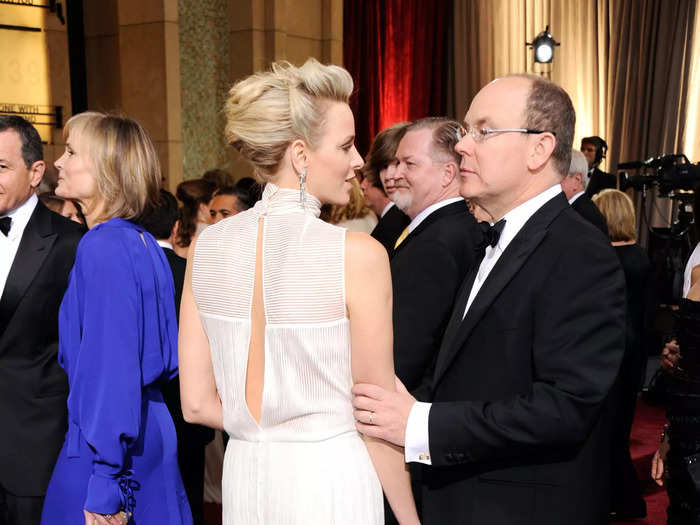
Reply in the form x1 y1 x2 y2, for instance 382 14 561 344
527 25 560 64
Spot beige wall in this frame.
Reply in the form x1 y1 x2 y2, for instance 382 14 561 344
0 2 71 184
3 0 343 190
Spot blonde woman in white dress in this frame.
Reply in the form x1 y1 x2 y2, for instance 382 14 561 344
178 59 420 525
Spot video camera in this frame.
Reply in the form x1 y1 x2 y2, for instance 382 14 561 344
620 154 700 199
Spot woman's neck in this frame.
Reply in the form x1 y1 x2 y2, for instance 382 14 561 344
82 198 106 229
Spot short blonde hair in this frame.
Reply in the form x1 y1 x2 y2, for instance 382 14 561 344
592 189 636 242
63 112 160 220
224 58 354 178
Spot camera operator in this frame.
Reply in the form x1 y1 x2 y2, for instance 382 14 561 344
582 136 617 197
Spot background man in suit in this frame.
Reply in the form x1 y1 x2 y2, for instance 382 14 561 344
138 189 214 525
388 117 481 392
381 117 481 524
561 149 609 235
581 135 616 197
353 76 625 525
361 122 411 257
0 116 83 525
208 186 251 224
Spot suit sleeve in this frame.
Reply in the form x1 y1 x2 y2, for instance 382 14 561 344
73 235 143 513
428 239 625 465
393 239 469 391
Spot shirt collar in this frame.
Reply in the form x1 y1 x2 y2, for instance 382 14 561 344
381 201 395 218
495 185 562 251
2 193 38 241
568 190 585 204
408 197 464 233
156 239 173 250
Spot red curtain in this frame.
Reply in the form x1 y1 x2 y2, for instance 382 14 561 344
343 0 452 157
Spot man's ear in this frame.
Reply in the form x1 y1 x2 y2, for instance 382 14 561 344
526 133 556 172
442 161 458 186
29 160 45 188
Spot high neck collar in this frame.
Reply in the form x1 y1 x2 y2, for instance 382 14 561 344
254 183 322 218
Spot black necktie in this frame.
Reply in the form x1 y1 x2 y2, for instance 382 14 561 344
478 219 506 250
0 216 11 237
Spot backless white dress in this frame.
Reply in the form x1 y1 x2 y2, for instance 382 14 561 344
192 184 383 524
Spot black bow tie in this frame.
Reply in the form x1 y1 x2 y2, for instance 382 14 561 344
0 216 11 237
478 219 506 250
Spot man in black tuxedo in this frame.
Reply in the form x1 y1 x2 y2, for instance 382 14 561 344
360 123 411 258
137 189 214 525
561 149 609 236
353 76 625 525
0 116 83 525
582 136 616 197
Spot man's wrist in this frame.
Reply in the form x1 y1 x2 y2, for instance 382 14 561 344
404 401 432 464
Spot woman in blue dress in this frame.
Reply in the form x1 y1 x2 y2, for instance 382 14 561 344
41 112 192 525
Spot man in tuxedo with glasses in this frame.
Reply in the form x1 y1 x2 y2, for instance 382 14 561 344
0 116 83 525
353 75 625 525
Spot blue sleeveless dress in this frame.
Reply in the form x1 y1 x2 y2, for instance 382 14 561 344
41 218 192 525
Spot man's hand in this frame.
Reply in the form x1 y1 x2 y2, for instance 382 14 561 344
352 376 416 447
661 339 680 370
651 431 670 486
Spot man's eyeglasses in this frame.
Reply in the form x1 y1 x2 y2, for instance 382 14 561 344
456 124 556 143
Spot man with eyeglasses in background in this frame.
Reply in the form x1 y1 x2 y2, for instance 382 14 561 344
352 75 626 525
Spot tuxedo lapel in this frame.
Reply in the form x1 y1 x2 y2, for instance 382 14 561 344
393 200 468 255
432 194 569 387
0 203 57 332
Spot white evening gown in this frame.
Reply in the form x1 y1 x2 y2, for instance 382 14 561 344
192 184 383 524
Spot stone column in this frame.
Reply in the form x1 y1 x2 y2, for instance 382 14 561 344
117 0 183 192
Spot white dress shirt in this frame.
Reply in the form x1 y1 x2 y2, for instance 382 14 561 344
0 193 39 297
380 201 396 219
404 184 563 464
568 190 584 205
407 197 464 233
156 239 174 250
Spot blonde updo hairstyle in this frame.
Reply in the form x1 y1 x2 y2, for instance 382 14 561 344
224 58 354 178
63 111 161 221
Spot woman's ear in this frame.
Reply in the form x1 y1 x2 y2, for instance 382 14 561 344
289 139 309 174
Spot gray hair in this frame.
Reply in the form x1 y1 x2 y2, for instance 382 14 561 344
568 149 589 189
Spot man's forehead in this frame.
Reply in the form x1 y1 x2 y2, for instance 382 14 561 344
465 77 529 123
0 129 22 151
397 128 432 155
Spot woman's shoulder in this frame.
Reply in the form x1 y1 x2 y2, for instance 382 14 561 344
345 230 388 269
77 218 137 263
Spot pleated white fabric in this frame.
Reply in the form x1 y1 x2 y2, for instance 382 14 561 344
192 184 383 525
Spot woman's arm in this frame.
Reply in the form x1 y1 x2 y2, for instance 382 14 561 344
346 232 420 525
178 237 224 429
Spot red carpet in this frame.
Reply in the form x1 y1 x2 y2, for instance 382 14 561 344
204 398 670 525
613 398 669 525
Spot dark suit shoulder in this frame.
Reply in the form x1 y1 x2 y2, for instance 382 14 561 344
571 194 609 236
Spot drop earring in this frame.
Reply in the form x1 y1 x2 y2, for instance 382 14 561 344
299 168 307 208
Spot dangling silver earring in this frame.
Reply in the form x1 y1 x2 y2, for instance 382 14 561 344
299 168 307 208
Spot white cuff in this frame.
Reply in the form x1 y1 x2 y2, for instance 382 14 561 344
404 401 432 464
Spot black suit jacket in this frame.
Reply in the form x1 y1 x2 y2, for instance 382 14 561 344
371 204 410 258
571 194 609 236
585 167 617 197
422 193 625 525
160 247 215 450
390 200 481 392
0 201 83 496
